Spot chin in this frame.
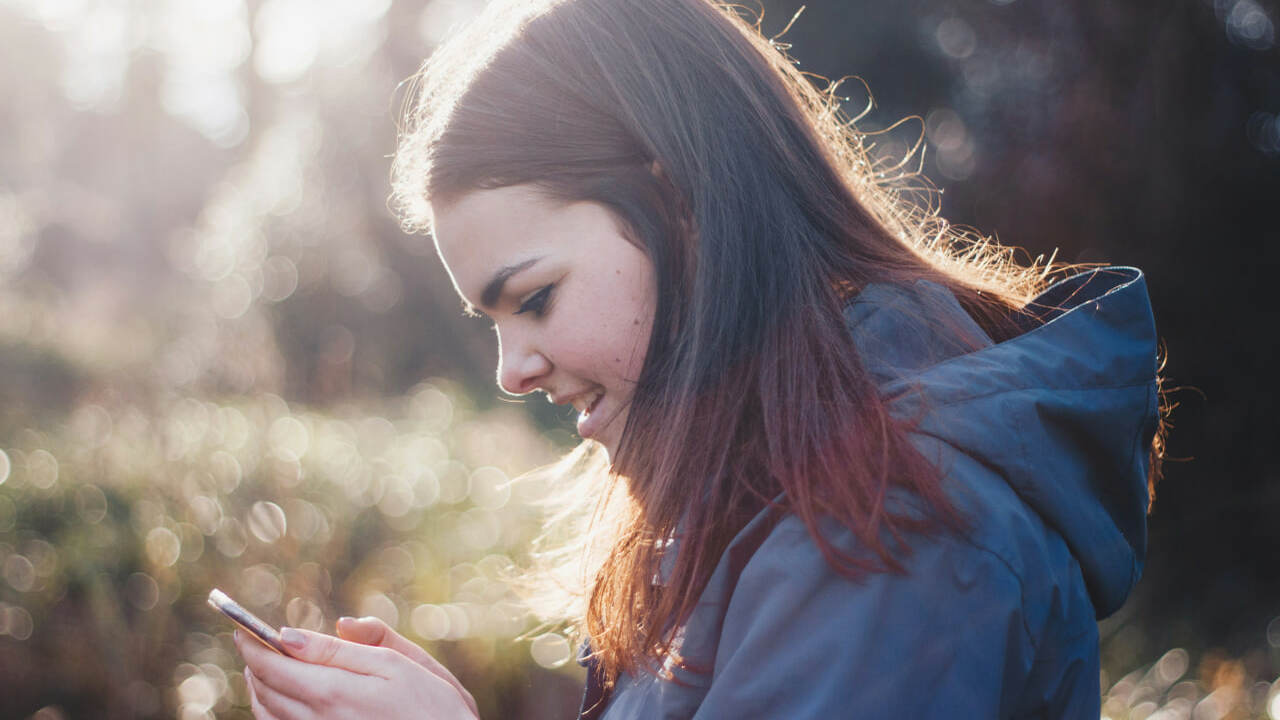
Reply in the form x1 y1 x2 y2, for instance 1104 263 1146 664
585 416 624 464
590 432 621 466
598 440 617 465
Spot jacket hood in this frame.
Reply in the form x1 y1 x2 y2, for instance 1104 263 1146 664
844 266 1159 618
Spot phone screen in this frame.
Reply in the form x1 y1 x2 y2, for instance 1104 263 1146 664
207 588 292 656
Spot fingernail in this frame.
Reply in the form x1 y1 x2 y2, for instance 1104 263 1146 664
338 616 354 624
280 627 306 650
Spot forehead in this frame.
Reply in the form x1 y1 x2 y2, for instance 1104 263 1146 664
432 184 642 297
433 185 553 258
431 185 558 293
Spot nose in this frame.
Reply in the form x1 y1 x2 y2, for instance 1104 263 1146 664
496 328 551 396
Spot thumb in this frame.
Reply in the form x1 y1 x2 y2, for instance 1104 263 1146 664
335 615 383 644
336 616 437 668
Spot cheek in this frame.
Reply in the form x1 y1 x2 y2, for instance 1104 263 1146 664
585 320 644 376
629 272 657 364
615 292 654 380
622 315 650 370
571 257 654 382
575 297 649 381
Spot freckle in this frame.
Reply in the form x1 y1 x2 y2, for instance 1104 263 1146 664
615 269 621 275
615 357 621 362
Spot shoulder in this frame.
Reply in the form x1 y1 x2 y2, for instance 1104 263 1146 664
906 431 1099 649
723 436 1097 647
725 505 1030 641
610 468 1099 718
686 507 1036 716
710 441 1100 686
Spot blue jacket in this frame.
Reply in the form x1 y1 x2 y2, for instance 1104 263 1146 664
584 266 1159 719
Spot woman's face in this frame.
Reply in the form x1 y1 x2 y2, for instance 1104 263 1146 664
431 184 656 460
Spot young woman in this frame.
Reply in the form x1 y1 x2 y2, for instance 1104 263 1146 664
234 0 1167 717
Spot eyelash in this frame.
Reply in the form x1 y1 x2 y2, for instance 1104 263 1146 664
514 284 555 317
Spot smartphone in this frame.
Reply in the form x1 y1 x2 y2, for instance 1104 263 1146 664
207 588 292 657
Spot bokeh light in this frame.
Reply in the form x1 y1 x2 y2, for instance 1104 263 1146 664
530 632 572 669
246 501 287 543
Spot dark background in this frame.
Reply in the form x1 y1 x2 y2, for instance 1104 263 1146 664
1 0 1277 716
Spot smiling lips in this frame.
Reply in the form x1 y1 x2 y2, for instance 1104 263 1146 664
563 388 605 438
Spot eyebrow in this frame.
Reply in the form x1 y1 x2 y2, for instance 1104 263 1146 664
479 257 543 309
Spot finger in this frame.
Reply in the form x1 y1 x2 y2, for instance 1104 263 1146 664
236 628 356 704
245 631 478 720
277 626 403 677
245 668 283 720
246 664 316 720
336 617 479 717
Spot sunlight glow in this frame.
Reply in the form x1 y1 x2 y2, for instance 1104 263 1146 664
418 0 483 45
254 0 392 84
155 0 251 145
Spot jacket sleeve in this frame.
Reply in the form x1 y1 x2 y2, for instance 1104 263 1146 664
691 516 1036 719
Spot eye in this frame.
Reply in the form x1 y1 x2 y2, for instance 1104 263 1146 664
514 284 555 317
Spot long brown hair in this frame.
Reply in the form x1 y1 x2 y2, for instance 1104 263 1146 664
391 0 1167 685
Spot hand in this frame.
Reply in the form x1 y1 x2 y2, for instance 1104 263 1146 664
335 615 478 717
234 620 479 720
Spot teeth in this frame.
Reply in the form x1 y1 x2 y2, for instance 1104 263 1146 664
573 390 602 414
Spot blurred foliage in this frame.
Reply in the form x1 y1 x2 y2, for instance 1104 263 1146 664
0 384 587 719
1 0 1278 717
0 0 588 715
